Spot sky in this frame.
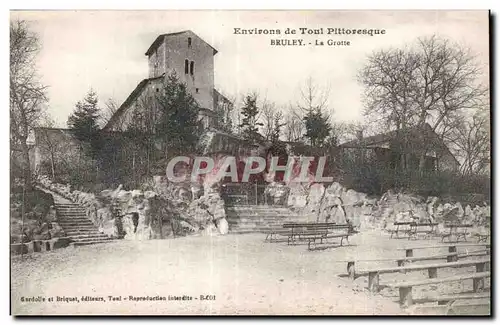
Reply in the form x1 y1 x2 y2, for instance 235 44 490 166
10 10 490 128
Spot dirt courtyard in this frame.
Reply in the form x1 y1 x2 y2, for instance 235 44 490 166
11 230 486 315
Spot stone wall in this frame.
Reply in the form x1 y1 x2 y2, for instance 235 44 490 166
37 175 230 240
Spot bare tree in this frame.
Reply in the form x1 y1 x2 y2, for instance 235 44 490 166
260 99 286 142
35 115 57 180
34 113 81 183
100 97 120 128
284 105 304 142
359 35 487 171
297 76 331 114
10 20 48 189
447 108 490 175
332 121 371 145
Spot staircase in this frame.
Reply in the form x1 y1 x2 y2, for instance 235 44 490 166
225 205 305 234
55 203 114 247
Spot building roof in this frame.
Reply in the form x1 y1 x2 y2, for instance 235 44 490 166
145 30 218 56
104 75 221 131
339 123 459 165
103 76 164 131
213 89 233 108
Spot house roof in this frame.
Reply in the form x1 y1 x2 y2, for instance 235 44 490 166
339 123 459 165
145 30 218 56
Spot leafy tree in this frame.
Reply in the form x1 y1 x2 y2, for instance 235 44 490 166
156 72 202 156
303 109 332 147
67 89 101 151
239 94 263 142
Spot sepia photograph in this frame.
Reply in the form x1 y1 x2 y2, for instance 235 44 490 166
9 10 491 316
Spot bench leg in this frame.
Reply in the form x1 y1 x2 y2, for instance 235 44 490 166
347 261 356 280
428 267 438 279
33 240 42 253
399 286 413 308
308 239 314 251
368 272 380 292
448 246 458 262
25 241 34 254
474 263 486 292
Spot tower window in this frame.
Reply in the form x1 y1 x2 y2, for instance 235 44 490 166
184 59 189 74
190 61 195 75
188 37 192 48
196 88 199 93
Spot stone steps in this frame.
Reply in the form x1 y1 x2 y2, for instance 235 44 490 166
64 227 103 233
58 217 93 222
70 239 115 247
224 205 300 234
59 222 97 227
55 203 113 247
56 211 88 215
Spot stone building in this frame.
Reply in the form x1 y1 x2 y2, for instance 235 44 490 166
104 30 231 131
30 31 242 183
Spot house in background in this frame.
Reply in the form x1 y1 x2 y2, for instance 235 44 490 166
339 123 460 172
104 30 232 132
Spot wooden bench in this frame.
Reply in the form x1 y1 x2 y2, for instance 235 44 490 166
389 222 414 238
406 223 439 240
395 249 489 266
343 249 489 279
474 233 490 243
265 223 318 244
408 302 490 315
265 228 294 243
387 271 490 308
354 258 490 292
398 243 490 261
413 291 490 305
303 224 351 250
282 223 349 246
266 222 354 248
442 224 473 242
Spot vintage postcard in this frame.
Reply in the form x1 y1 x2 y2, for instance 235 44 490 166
10 10 491 316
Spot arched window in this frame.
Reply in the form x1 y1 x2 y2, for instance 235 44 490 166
188 37 192 48
190 61 194 75
184 59 189 74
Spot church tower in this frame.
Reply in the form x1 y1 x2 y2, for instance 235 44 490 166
145 30 217 111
